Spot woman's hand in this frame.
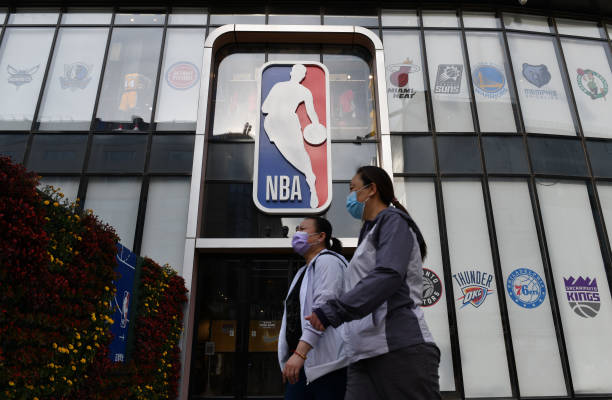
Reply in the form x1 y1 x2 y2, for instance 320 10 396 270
305 313 325 331
282 353 305 384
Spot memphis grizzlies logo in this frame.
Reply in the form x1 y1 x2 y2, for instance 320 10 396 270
253 62 332 214
506 268 546 309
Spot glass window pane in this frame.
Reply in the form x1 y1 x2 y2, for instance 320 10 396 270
141 177 190 271
381 10 418 27
489 179 567 396
62 11 112 24
37 28 109 131
114 13 165 25
212 52 265 137
466 32 516 133
324 49 376 140
383 30 427 132
155 28 206 131
586 140 612 178
425 31 473 132
38 176 80 203
528 137 587 176
323 15 378 26
95 28 163 131
462 12 500 29
169 10 207 25
85 177 141 248
0 28 55 130
9 12 59 25
598 182 612 249
331 142 377 180
325 182 361 237
391 135 435 174
442 180 512 397
422 11 458 28
88 135 147 173
0 13 6 23
482 136 529 174
561 38 612 138
503 13 551 33
266 51 320 62
28 134 87 173
437 136 481 173
556 18 602 38
267 14 320 25
0 134 27 162
205 142 254 181
394 178 455 391
209 14 265 25
149 135 195 173
507 33 576 135
537 180 612 394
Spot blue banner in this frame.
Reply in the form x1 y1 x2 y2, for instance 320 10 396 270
108 242 137 362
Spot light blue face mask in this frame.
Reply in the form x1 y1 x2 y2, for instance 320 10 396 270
346 184 371 220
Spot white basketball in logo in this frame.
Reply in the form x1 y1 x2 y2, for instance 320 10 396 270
303 123 327 145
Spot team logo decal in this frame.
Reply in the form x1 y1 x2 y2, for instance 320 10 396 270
60 62 92 90
422 268 443 307
564 276 601 318
453 270 494 308
576 68 608 100
506 268 546 309
386 59 420 99
434 64 463 94
521 63 559 100
166 61 200 90
7 64 40 88
253 62 332 214
472 63 507 98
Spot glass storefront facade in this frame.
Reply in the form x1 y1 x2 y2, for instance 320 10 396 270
2 5 612 399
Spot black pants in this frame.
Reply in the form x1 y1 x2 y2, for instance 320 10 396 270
285 367 347 400
345 343 441 400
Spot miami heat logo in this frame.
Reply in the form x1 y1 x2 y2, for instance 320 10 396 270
253 62 332 214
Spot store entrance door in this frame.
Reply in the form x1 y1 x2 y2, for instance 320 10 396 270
189 254 304 399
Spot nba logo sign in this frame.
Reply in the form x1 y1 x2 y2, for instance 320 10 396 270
253 62 332 214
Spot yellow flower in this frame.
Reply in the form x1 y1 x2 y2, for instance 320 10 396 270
91 313 97 321
49 376 54 382
67 380 73 386
80 358 86 364
68 344 74 350
86 345 92 350
34 397 39 400
104 286 109 291
52 343 58 349
75 332 80 339
8 381 15 386
44 200 50 205
53 202 59 207
72 365 76 371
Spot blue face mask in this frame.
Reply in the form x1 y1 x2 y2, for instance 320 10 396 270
346 184 371 220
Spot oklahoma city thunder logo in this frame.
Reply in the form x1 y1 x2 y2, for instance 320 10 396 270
253 62 332 214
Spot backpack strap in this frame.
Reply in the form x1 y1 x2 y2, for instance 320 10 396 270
311 250 347 272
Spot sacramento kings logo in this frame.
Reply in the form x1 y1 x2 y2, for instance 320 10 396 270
506 268 546 309
564 276 601 318
422 268 442 307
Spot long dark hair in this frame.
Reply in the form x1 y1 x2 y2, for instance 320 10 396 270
356 166 427 260
305 216 343 254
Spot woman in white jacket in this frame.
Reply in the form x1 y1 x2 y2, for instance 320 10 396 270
279 216 349 399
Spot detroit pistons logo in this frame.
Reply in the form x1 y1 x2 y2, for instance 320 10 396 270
253 62 332 214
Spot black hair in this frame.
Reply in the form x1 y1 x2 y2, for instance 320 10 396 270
356 165 428 260
305 216 343 254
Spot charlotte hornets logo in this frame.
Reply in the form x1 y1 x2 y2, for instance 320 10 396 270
253 62 332 214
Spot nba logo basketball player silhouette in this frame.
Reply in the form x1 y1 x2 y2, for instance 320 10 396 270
253 62 332 214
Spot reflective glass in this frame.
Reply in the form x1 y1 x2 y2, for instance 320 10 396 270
503 13 551 33
209 14 265 25
141 177 190 271
323 15 378 26
212 52 265 136
0 13 6 23
528 137 588 176
466 32 516 133
381 10 418 27
38 176 80 203
37 28 109 130
489 179 566 396
114 13 164 25
586 140 612 178
155 28 206 131
556 18 602 38
391 135 435 174
0 134 27 162
0 28 55 130
85 177 141 248
61 11 112 24
394 178 455 390
88 135 147 173
28 134 87 173
8 12 59 25
422 11 459 28
536 180 612 394
442 179 512 397
383 30 428 132
95 28 163 131
561 38 612 138
425 31 473 132
266 51 319 62
267 14 320 25
168 10 207 25
331 142 377 180
437 136 481 173
205 142 254 181
325 183 362 237
507 33 576 135
149 135 195 173
482 136 529 174
462 12 499 28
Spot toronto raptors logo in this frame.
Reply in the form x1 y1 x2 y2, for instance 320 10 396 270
422 268 443 307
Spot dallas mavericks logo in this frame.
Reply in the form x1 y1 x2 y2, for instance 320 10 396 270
564 276 601 318
453 270 494 308
506 268 546 309
253 62 332 214
60 62 92 90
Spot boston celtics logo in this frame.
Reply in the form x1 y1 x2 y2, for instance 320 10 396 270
576 68 608 100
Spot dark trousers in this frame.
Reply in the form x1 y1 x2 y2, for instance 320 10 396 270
285 367 347 400
345 343 441 400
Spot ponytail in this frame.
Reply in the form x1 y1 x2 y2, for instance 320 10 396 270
329 237 343 254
